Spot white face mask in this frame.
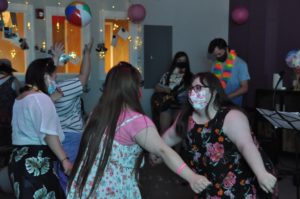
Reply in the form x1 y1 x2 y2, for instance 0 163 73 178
188 89 208 111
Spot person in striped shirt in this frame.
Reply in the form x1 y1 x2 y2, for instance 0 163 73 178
49 39 93 193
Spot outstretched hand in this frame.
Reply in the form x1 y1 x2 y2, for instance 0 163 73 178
189 174 211 194
51 43 65 66
257 172 277 194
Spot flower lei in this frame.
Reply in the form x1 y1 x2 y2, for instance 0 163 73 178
212 50 237 88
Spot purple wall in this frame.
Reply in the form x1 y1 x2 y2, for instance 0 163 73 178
229 0 300 107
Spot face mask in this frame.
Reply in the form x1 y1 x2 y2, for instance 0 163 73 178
216 51 227 62
176 62 187 69
188 89 208 111
45 74 57 95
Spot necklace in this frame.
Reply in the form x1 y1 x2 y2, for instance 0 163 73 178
26 84 40 92
212 50 237 88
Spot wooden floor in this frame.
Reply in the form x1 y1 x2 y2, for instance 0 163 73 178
1 153 300 199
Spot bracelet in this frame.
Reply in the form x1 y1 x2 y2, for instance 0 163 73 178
61 156 69 163
177 163 187 174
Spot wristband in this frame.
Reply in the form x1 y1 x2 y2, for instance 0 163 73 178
177 163 187 174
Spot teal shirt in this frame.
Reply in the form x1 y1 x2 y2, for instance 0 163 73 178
211 56 250 106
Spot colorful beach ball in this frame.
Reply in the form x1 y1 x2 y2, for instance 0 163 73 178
65 1 92 27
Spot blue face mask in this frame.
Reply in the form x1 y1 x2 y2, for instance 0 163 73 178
45 74 57 95
47 81 57 95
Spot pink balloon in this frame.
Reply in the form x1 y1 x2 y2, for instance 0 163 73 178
127 4 146 24
231 6 249 25
0 0 8 12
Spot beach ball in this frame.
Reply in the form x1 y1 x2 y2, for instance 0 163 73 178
65 1 92 27
0 0 8 12
231 6 249 25
127 4 146 24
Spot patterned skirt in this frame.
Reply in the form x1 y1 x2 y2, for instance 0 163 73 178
8 145 65 199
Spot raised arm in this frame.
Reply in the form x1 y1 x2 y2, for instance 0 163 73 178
223 109 277 193
135 126 211 193
78 38 93 86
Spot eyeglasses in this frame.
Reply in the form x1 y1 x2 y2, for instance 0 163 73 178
189 84 209 92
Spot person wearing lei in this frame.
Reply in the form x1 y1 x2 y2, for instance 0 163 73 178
212 49 237 89
208 38 250 106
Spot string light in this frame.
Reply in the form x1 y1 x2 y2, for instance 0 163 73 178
56 22 60 32
27 22 31 30
113 23 119 31
10 49 16 58
127 35 132 42
41 41 46 51
99 51 105 59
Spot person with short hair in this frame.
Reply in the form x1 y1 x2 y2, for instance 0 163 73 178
208 38 250 106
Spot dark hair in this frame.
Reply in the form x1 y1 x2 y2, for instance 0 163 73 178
68 61 145 197
176 72 233 137
0 59 17 75
166 51 193 87
20 58 56 94
208 38 228 54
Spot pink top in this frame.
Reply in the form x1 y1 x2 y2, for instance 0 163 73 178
114 109 156 145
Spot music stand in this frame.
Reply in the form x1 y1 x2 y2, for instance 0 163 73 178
257 108 300 199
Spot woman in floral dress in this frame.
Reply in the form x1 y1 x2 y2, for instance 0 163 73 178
8 58 73 199
154 72 277 198
67 62 211 199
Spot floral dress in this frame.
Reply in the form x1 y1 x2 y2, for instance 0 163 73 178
182 108 257 199
67 112 154 199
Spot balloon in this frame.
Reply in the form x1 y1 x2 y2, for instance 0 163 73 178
127 4 146 24
0 0 8 12
286 50 300 68
65 1 92 27
231 6 249 25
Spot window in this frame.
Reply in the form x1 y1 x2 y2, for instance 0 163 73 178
45 6 91 75
104 19 130 73
0 3 34 74
99 10 142 80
